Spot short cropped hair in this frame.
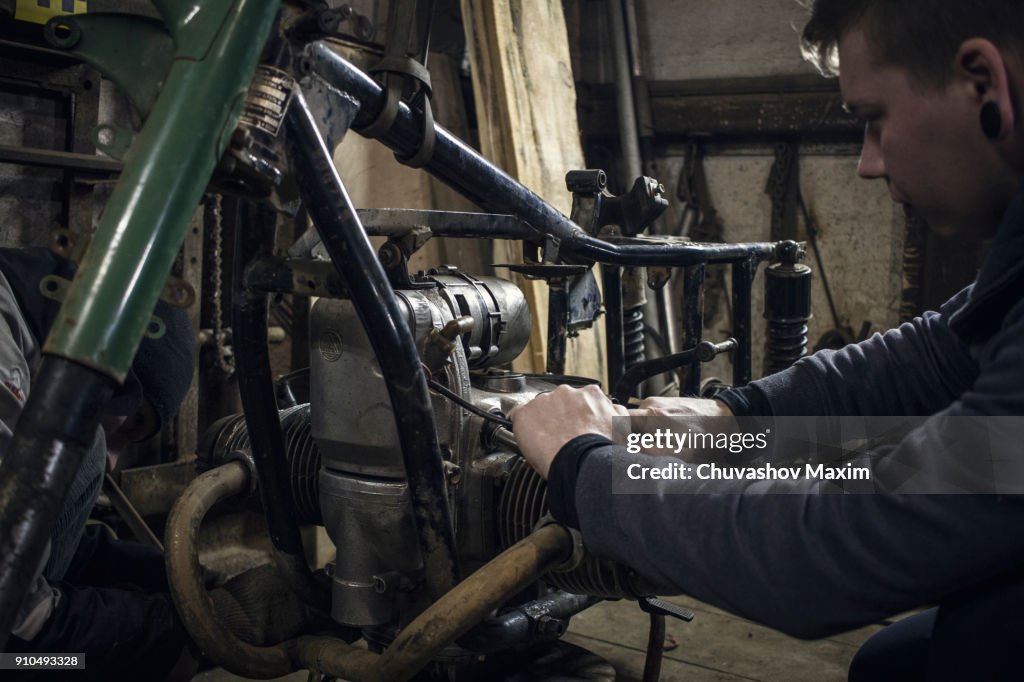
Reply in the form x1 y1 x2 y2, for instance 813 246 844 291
801 0 1024 87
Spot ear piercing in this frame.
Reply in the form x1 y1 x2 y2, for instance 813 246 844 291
981 101 1003 139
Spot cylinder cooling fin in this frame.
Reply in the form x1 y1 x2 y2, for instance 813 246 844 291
198 404 322 525
499 458 644 600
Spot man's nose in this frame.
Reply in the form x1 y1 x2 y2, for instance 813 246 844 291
857 133 885 179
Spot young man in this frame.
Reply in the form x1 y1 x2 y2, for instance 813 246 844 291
510 1 1024 678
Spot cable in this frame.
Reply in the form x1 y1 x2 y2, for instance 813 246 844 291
427 379 513 429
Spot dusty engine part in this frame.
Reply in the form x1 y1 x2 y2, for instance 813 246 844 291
309 270 540 629
201 267 656 661
199 404 321 525
499 458 650 599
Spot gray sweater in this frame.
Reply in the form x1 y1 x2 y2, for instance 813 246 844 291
552 187 1024 639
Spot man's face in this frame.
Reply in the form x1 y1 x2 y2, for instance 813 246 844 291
838 25 1018 238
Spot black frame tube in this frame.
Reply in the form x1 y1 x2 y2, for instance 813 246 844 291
681 264 705 395
286 90 459 600
0 358 116 648
546 280 569 375
305 43 777 267
230 198 320 604
613 347 697 405
602 265 626 388
731 259 758 386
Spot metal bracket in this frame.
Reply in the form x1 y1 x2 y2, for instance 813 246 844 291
566 169 669 239
44 13 174 120
92 124 134 161
39 274 180 340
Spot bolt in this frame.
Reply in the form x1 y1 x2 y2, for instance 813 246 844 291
378 243 401 268
443 461 462 485
535 615 566 637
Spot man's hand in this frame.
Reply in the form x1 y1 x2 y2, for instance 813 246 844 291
631 396 735 419
508 384 628 479
628 397 736 458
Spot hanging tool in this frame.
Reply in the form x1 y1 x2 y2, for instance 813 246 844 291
676 139 728 326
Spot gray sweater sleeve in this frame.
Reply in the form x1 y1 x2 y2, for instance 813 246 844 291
570 290 1024 639
574 449 1024 639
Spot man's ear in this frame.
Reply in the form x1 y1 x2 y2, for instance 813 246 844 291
957 38 1015 142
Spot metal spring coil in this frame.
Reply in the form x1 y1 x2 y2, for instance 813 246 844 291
200 404 322 525
764 320 808 375
498 458 636 599
623 305 646 369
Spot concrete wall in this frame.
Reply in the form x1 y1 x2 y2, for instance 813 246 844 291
658 149 902 380
573 0 907 383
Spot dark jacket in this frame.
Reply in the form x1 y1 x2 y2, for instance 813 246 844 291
548 185 1024 639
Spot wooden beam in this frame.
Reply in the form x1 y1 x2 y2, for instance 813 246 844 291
461 0 605 380
578 79 861 140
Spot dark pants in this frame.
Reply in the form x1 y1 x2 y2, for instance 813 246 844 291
850 573 1024 681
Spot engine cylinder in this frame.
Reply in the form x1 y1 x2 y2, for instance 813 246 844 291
499 459 645 599
198 404 321 525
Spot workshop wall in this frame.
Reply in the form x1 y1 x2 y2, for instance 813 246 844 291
569 0 906 381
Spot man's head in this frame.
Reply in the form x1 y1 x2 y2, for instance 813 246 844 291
801 0 1024 238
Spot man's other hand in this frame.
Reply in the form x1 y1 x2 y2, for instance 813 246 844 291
627 397 736 458
630 396 735 419
509 384 628 479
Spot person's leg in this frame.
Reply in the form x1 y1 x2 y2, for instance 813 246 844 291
848 609 936 682
7 582 196 682
63 523 168 593
10 428 105 638
926 571 1024 680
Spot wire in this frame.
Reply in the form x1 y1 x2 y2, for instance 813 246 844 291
426 379 513 429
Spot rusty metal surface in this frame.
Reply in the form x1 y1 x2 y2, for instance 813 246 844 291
291 524 574 682
165 461 294 679
119 458 198 517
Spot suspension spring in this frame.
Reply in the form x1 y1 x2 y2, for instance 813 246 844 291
763 260 812 375
623 305 646 369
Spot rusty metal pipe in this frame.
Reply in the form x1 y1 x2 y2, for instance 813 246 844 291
165 461 293 679
291 524 574 682
374 523 573 680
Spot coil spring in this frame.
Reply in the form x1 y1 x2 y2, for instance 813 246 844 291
498 458 640 599
763 261 812 376
623 305 646 369
198 404 322 525
764 320 808 375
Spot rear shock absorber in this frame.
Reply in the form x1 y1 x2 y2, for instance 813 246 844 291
764 242 812 375
622 265 648 371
